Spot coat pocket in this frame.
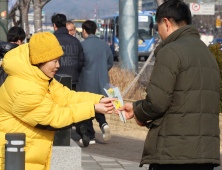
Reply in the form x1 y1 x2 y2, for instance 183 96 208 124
143 117 164 156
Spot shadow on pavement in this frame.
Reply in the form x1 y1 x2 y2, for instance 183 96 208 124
71 128 145 163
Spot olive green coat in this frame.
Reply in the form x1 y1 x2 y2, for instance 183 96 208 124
133 25 221 166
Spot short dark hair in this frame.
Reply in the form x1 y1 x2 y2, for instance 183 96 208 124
82 20 97 35
7 26 26 43
156 0 192 26
51 13 67 28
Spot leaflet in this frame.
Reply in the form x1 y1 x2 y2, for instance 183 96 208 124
104 83 126 123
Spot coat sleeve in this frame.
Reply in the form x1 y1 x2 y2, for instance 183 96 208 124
78 42 85 72
49 79 104 107
133 47 180 122
12 91 96 130
107 47 113 71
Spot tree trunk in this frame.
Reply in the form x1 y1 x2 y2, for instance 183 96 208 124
20 0 31 41
33 0 42 33
156 0 164 7
33 0 51 33
8 4 21 27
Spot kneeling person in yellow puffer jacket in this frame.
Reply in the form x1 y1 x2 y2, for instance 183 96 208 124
0 32 115 170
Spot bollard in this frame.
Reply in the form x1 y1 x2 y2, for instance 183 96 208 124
5 133 26 170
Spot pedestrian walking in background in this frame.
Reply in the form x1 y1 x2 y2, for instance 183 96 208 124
52 14 91 147
77 20 114 145
0 26 26 87
66 20 84 42
118 1 220 170
0 32 116 170
51 13 84 91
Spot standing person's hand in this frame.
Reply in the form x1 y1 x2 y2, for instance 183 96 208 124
100 97 117 104
115 103 146 126
116 103 134 119
95 103 114 114
0 60 2 67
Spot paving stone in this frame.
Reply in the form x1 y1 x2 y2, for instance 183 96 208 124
82 160 95 162
118 161 133 165
102 168 125 170
83 168 103 170
91 155 115 162
124 167 147 170
121 164 141 168
98 163 121 166
97 161 117 164
99 165 123 168
82 156 94 161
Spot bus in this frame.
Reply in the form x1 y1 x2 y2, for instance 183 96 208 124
73 20 86 33
100 12 155 61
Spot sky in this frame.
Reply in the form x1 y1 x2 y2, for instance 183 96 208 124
43 0 119 20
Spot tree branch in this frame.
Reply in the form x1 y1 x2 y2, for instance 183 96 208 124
40 0 51 7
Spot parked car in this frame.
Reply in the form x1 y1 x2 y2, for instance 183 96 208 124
212 38 222 44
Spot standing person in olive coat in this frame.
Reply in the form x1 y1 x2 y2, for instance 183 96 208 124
118 1 221 170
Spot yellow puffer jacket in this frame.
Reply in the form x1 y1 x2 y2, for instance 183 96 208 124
0 44 103 170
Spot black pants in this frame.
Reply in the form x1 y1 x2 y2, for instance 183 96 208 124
149 164 215 170
72 84 76 91
86 113 107 139
76 113 107 139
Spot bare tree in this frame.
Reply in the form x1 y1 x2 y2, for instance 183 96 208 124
8 3 21 27
19 0 31 40
33 0 51 33
156 0 164 7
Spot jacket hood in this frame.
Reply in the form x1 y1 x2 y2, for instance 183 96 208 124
3 43 51 90
0 42 18 58
154 25 200 56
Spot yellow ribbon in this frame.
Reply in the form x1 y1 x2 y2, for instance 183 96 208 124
113 100 122 109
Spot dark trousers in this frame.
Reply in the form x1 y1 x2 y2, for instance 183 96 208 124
85 113 107 139
72 84 76 91
149 164 215 170
76 113 107 139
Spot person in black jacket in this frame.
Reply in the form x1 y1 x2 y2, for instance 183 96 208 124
0 26 26 87
51 13 85 91
51 13 90 147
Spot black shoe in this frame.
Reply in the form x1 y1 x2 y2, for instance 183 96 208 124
79 125 90 147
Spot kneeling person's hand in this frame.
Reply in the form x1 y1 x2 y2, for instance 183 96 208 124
95 103 114 114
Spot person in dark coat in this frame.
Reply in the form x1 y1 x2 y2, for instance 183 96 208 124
118 1 220 170
76 20 113 144
0 26 26 87
51 14 92 147
51 14 85 91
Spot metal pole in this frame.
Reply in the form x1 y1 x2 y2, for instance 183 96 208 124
119 0 138 72
122 0 164 96
5 133 26 170
0 0 8 42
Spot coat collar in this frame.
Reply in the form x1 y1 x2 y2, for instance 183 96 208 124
0 42 18 54
85 35 98 40
154 25 200 56
54 27 69 35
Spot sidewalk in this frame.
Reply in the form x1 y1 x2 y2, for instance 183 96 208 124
82 152 149 170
